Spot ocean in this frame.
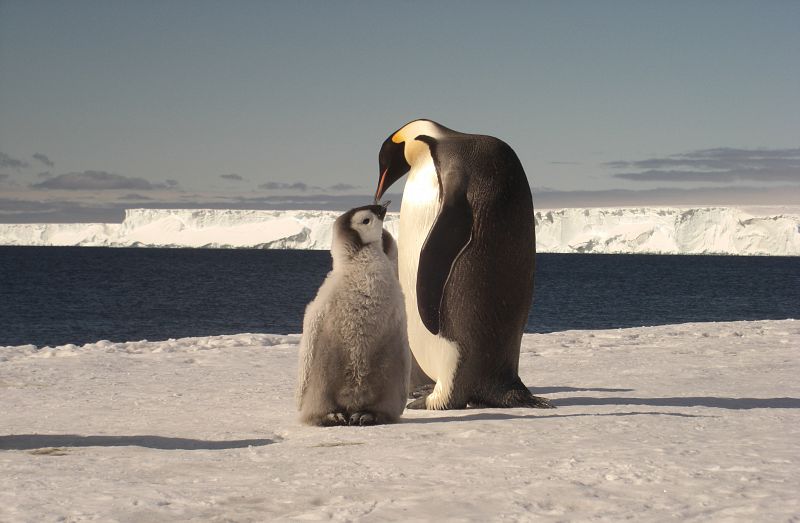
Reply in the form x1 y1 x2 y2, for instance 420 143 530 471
1 246 798 347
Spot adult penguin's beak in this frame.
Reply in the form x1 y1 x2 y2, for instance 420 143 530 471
374 168 389 204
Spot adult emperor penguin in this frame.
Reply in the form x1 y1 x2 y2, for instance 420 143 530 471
374 119 552 410
297 204 410 426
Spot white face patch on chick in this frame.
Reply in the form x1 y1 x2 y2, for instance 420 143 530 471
331 205 389 265
350 209 383 246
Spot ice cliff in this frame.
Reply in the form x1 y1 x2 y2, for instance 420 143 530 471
534 207 800 256
0 207 798 255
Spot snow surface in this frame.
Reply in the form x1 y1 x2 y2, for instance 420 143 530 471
2 320 798 521
1 206 799 255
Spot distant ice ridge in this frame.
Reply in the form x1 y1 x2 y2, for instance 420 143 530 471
535 207 800 255
0 209 396 250
0 206 798 255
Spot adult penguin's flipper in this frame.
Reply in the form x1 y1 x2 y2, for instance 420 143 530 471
416 191 472 335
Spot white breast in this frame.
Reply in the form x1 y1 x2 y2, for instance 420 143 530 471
397 154 460 408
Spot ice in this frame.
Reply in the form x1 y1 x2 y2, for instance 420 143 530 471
1 206 798 255
1 319 798 521
534 206 800 255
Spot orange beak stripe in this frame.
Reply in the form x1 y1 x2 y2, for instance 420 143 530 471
375 168 389 203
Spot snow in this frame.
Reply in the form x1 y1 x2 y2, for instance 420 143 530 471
2 319 798 521
1 206 799 255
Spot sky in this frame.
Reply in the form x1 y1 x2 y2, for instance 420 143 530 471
1 0 799 222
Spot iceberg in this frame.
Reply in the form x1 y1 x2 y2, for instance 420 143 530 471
0 206 798 255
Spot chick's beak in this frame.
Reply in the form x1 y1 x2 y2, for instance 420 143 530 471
376 200 391 220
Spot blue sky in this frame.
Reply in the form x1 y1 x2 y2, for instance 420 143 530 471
1 0 798 221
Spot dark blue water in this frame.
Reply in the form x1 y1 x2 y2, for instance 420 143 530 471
1 246 798 347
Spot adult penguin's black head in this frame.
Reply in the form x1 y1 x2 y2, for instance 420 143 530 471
375 119 449 202
375 134 411 203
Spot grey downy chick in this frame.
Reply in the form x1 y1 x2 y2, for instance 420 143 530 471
297 203 410 426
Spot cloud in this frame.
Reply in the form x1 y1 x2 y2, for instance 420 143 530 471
32 153 55 168
231 191 403 210
257 181 362 192
0 173 19 187
0 191 406 222
0 152 29 169
608 147 800 183
3 184 799 224
328 183 359 192
220 173 244 182
4 202 157 223
31 171 176 191
259 181 309 191
119 193 153 201
38 171 53 178
0 197 127 223
532 185 800 209
614 168 799 183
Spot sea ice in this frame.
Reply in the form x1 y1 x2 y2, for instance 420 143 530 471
1 319 798 521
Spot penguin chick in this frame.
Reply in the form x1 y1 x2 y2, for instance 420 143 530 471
297 203 410 426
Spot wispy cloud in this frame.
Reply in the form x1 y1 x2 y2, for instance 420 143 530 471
220 173 244 182
3 184 798 224
328 183 359 192
0 197 128 223
607 147 800 183
0 174 9 182
258 181 360 192
119 193 153 201
0 191 406 223
259 181 309 191
0 152 29 169
32 153 55 168
533 185 800 208
31 171 178 191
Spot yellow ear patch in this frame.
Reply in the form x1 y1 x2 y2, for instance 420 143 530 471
391 130 405 143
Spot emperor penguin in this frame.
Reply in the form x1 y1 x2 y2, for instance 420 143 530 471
297 203 411 426
374 119 552 410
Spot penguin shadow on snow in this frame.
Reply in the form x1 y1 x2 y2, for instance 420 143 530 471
400 385 800 424
549 396 800 410
400 411 710 425
0 434 278 451
528 386 635 395
525 386 800 410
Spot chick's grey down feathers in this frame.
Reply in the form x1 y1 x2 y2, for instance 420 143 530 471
297 205 410 426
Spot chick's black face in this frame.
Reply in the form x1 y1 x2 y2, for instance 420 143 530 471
375 138 411 202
